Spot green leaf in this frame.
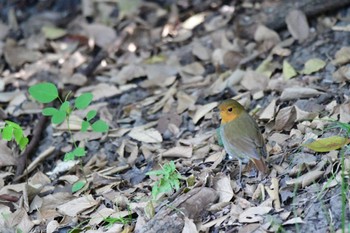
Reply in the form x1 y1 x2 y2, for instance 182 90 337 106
75 93 93 109
29 82 58 103
283 60 298 80
13 128 23 144
2 126 13 141
72 180 86 193
301 58 326 75
19 137 29 151
42 107 58 116
304 136 350 152
73 147 86 157
81 121 90 132
86 110 97 121
64 152 75 161
59 101 70 112
5 121 20 129
52 110 66 124
41 26 67 40
91 120 109 132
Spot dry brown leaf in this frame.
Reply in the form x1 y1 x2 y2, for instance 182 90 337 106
129 127 162 143
192 102 218 124
182 13 206 30
182 62 205 76
259 99 276 120
162 146 193 158
239 206 272 223
285 9 309 43
57 194 98 217
176 91 197 114
254 25 281 50
283 217 304 225
241 70 269 91
274 106 296 131
0 142 15 166
110 65 145 85
265 178 281 209
286 170 324 188
280 87 322 101
182 217 198 233
82 23 117 48
333 66 350 83
4 43 42 68
192 40 211 61
332 47 350 65
213 175 233 202
339 102 350 123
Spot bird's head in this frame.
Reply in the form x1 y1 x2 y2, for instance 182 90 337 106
218 99 245 124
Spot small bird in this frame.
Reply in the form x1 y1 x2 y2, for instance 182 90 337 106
218 99 268 180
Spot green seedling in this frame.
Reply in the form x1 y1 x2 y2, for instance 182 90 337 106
0 121 29 151
29 82 109 192
147 161 182 200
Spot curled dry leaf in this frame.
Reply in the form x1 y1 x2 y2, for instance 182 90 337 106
182 217 198 233
192 102 218 124
239 206 272 223
162 146 193 158
280 87 322 101
274 106 296 131
332 47 350 65
241 70 269 91
283 217 304 225
285 9 309 43
259 99 276 120
129 127 162 143
57 194 98 217
182 12 206 30
265 178 281 209
213 175 233 203
82 23 117 48
333 65 350 83
286 170 324 188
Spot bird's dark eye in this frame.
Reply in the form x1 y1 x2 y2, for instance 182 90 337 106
227 107 233 112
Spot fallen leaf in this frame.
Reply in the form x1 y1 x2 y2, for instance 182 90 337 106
192 102 218 124
82 23 117 48
274 106 296 131
57 195 98 217
283 60 298 80
213 175 233 202
182 217 197 233
280 87 322 101
239 206 272 223
283 217 304 225
286 170 324 188
332 47 350 65
285 9 309 43
162 146 193 158
301 58 326 75
241 70 269 91
304 136 349 152
259 99 276 120
182 13 206 30
41 26 67 40
129 127 163 143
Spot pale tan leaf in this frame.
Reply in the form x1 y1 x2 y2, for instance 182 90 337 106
162 146 193 158
213 175 233 203
57 195 98 217
129 128 163 143
280 87 322 101
192 102 218 124
286 170 324 188
285 9 309 43
239 207 272 223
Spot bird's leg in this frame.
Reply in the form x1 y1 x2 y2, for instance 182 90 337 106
237 159 245 189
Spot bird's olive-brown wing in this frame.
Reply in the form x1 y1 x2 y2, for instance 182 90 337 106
221 111 267 160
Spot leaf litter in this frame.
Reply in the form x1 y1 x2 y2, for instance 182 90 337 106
1 1 350 232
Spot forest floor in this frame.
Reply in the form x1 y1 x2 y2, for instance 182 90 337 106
1 0 350 232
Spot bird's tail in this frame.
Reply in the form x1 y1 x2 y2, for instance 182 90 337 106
252 158 268 174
